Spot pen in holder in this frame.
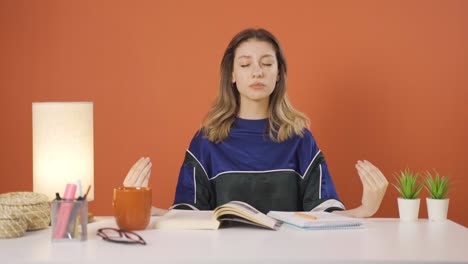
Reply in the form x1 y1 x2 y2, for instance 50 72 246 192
51 200 88 241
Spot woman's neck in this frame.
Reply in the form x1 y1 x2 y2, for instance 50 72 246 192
237 97 269 119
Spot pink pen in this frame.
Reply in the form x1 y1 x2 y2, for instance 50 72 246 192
52 183 77 239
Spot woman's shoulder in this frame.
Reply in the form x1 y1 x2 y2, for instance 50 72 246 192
294 128 318 148
187 129 214 151
301 127 313 138
293 127 314 140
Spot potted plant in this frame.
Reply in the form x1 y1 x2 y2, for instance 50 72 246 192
393 168 423 221
424 170 452 221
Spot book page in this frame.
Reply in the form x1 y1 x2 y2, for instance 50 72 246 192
267 211 364 229
214 201 280 230
154 210 220 230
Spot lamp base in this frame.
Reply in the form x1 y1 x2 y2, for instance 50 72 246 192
87 212 95 223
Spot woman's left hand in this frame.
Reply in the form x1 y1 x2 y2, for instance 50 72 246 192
355 160 388 217
123 157 152 187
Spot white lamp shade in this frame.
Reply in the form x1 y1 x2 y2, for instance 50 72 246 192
33 102 94 201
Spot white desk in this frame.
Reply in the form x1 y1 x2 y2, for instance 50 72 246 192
1 217 467 264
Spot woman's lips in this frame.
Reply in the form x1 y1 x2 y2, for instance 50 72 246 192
249 82 265 89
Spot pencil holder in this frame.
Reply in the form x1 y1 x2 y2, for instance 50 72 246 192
51 200 88 241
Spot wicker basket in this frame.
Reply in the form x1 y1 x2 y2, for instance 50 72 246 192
0 192 50 231
0 210 27 238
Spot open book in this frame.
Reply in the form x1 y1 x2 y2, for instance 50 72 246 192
266 211 364 230
154 201 280 230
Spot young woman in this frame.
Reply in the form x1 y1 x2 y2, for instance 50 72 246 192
124 28 388 217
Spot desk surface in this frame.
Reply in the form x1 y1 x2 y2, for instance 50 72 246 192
1 217 467 264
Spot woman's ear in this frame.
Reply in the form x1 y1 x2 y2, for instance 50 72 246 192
276 74 280 82
232 72 236 83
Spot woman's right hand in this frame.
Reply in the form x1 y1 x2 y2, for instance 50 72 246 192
334 160 388 218
123 157 152 187
355 160 388 217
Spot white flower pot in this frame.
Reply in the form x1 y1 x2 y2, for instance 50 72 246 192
426 198 449 221
397 198 420 221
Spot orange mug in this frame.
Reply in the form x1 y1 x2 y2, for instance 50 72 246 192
113 187 152 230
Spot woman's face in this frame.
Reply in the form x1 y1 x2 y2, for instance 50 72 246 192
232 39 279 105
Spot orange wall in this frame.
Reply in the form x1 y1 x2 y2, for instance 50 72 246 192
1 0 467 226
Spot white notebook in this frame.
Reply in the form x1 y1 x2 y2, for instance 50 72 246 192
266 211 364 230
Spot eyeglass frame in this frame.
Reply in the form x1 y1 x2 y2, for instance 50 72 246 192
97 228 146 245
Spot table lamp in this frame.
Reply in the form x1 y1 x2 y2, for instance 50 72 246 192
32 102 94 202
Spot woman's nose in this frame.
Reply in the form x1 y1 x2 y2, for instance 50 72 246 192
252 64 264 78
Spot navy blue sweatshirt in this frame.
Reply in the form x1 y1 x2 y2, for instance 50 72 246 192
174 118 344 213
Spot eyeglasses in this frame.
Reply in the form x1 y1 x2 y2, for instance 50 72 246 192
97 228 146 245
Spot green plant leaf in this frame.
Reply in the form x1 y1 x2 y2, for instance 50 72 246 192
393 168 422 199
424 170 452 199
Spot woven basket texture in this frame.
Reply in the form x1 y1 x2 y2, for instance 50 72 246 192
0 210 27 238
0 192 50 231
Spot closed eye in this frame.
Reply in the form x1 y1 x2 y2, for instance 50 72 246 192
240 64 250 68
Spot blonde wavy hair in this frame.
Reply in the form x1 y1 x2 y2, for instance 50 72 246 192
203 28 310 143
